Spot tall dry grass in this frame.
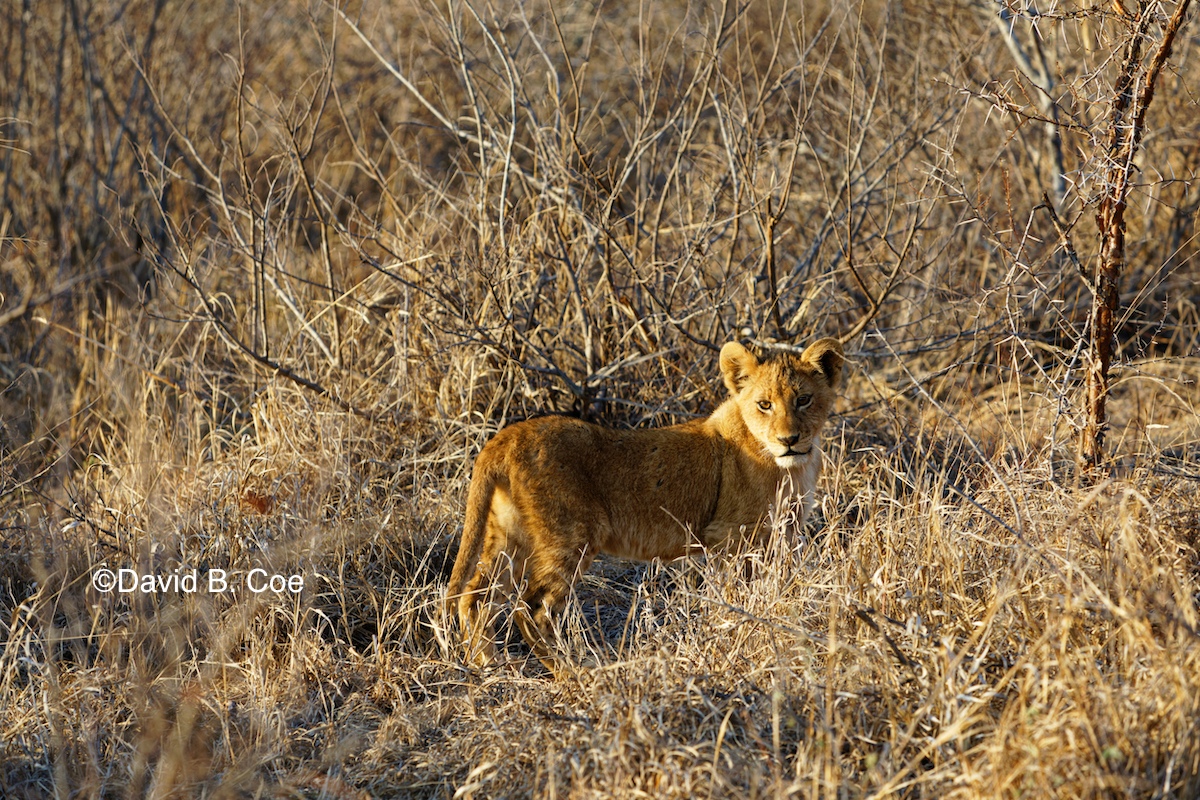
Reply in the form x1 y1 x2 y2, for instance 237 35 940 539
2 0 1199 797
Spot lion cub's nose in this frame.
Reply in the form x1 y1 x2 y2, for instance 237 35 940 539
778 434 800 447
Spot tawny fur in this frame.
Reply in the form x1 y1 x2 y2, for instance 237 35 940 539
446 338 844 668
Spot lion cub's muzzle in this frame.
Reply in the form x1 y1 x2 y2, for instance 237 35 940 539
774 440 815 468
776 434 812 459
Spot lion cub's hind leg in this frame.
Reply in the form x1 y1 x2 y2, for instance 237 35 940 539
511 539 597 672
458 489 533 667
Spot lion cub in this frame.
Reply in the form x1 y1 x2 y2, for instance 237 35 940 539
447 338 843 668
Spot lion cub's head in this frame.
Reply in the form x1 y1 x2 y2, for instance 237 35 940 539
719 338 844 469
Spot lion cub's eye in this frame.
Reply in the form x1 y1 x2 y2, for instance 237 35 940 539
795 395 812 409
757 400 772 412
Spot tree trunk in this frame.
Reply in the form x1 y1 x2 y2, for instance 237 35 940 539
1080 202 1123 470
1078 0 1193 472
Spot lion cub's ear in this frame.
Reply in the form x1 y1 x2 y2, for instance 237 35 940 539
801 337 844 389
719 341 761 394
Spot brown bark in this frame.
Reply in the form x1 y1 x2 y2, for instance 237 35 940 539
1079 0 1193 471
1081 206 1123 469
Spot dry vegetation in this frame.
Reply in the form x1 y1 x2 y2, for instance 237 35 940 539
2 0 1200 797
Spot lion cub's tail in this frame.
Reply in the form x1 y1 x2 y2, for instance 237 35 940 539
446 456 503 620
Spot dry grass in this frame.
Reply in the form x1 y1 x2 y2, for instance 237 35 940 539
2 0 1200 797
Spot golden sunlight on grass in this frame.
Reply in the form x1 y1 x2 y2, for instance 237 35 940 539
1 0 1198 797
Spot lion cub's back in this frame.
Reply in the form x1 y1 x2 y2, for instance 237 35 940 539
479 415 722 560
